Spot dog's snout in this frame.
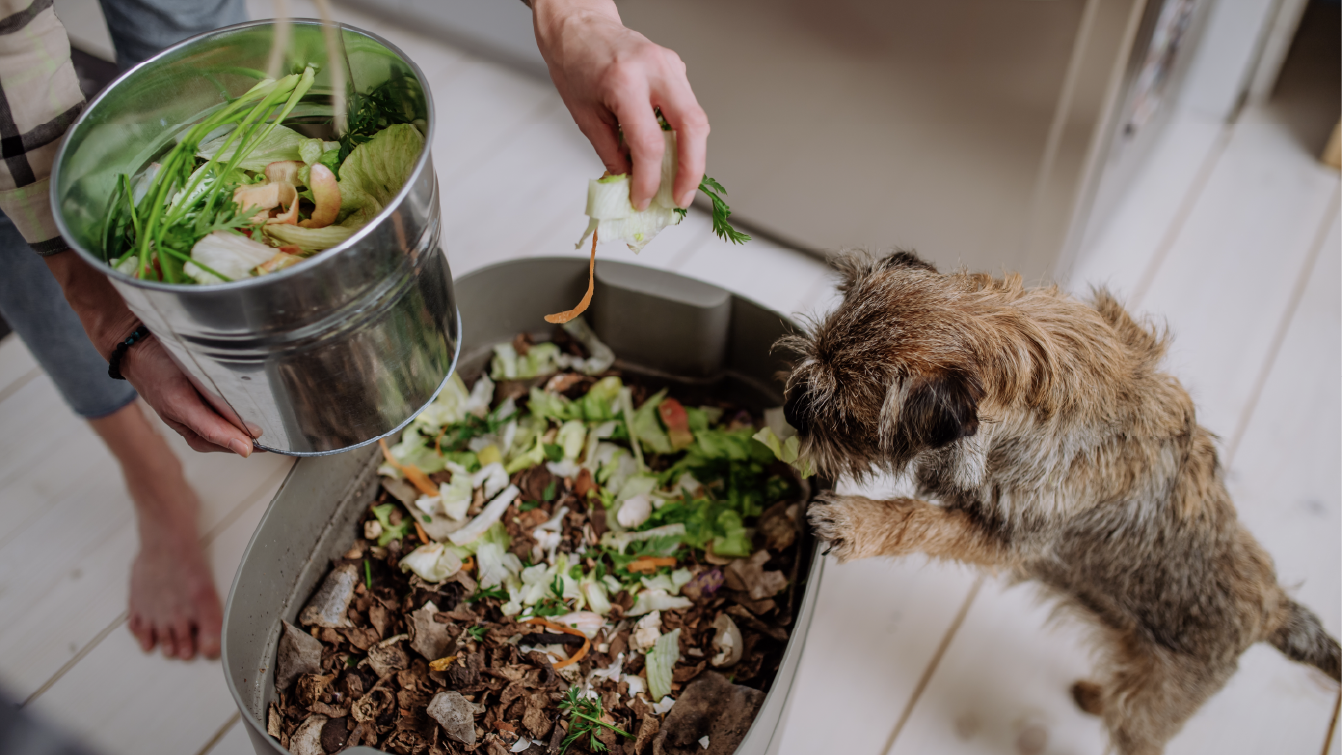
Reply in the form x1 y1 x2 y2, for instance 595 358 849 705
784 386 812 435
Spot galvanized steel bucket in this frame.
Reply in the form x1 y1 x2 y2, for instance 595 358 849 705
51 20 459 455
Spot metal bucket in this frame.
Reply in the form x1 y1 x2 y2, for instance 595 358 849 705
51 20 459 456
221 258 825 755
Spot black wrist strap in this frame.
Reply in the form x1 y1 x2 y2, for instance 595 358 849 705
107 324 151 380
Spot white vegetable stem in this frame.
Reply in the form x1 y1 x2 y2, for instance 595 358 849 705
449 484 519 545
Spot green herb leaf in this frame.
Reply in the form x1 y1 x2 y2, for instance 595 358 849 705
558 685 632 754
699 175 751 245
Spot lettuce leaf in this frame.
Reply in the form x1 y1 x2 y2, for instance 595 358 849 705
337 123 424 221
753 427 815 478
645 628 681 701
198 124 308 173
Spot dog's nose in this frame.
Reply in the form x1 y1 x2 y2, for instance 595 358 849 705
784 387 811 435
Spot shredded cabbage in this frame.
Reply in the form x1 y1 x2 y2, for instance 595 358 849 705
628 589 693 616
449 484 519 546
337 123 424 220
399 542 463 582
753 426 815 478
186 231 277 283
476 540 523 589
645 628 681 701
197 124 307 172
600 523 686 554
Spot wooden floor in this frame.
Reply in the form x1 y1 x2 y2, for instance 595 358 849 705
5 1 1338 753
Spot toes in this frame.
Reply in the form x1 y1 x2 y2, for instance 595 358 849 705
171 620 197 660
159 628 177 660
129 616 157 653
198 621 222 661
195 581 224 660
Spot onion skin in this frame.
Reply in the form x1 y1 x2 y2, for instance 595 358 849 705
300 163 341 228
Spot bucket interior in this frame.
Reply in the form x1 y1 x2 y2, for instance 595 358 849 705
54 20 429 266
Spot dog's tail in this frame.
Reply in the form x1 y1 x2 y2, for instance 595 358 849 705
1268 599 1341 680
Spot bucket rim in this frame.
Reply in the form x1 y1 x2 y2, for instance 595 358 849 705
50 18 437 293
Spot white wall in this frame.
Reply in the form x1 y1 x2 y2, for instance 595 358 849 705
1177 0 1278 120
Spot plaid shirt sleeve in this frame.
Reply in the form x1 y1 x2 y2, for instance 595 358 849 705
0 0 84 255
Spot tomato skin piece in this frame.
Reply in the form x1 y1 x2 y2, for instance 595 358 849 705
658 398 694 449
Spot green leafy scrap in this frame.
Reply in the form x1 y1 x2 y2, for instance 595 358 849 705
558 686 632 754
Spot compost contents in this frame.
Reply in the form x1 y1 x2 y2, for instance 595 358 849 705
271 320 811 755
100 72 425 284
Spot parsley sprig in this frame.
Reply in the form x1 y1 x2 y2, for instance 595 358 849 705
558 686 631 754
673 174 751 245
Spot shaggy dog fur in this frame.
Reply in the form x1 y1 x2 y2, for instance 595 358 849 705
781 251 1340 755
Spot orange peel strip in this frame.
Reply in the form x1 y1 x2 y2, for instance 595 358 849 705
520 616 591 670
625 556 678 574
379 438 437 497
378 438 401 469
544 228 597 324
402 465 439 498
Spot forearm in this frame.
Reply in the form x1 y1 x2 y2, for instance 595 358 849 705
43 250 139 360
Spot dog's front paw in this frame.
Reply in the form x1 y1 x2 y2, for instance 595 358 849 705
809 492 891 563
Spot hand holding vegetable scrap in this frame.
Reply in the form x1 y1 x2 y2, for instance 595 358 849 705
530 0 708 209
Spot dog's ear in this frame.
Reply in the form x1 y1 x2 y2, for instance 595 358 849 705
881 369 983 454
832 252 881 294
833 250 936 294
881 250 937 273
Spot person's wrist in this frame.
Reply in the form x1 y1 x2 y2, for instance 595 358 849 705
532 0 620 49
42 249 142 360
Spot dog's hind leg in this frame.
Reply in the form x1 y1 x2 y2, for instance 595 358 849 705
1095 634 1236 755
808 492 1005 565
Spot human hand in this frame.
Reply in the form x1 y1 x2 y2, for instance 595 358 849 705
120 336 257 456
531 0 709 210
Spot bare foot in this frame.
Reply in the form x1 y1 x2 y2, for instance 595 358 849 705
126 498 223 660
90 402 224 660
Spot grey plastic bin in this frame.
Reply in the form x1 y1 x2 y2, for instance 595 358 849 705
222 257 825 755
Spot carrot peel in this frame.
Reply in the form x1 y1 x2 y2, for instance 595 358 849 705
545 229 597 324
521 616 591 669
625 556 678 574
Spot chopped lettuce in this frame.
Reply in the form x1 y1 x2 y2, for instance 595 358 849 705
629 390 673 454
628 589 693 617
337 123 424 221
372 503 413 547
449 485 519 546
197 124 307 172
476 539 523 589
400 542 464 582
645 628 681 701
557 420 587 459
753 426 815 479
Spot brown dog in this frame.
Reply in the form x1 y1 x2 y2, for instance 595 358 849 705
780 251 1339 755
